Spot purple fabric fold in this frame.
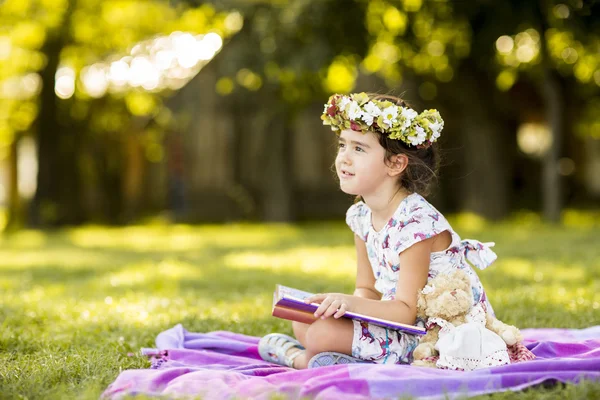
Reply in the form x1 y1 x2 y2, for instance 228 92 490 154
103 324 600 400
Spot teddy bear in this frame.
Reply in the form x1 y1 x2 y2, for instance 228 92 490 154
411 269 523 368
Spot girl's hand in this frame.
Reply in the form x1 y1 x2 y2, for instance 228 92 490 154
304 293 354 319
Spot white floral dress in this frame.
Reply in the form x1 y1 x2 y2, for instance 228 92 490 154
346 193 497 364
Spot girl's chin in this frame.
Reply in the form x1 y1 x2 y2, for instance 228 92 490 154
339 183 360 196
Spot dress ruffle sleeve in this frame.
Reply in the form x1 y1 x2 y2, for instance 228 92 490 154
391 199 452 254
346 202 369 242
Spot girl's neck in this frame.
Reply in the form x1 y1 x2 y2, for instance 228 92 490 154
363 187 410 230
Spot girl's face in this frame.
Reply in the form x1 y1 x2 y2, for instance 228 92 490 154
335 129 391 196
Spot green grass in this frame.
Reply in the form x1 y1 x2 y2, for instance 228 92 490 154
0 210 599 399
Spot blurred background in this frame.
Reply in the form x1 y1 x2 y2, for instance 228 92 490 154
1 0 599 230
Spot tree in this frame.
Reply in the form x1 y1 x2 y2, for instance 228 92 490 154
177 0 599 221
1 0 239 226
188 0 371 221
3 0 597 226
355 0 600 220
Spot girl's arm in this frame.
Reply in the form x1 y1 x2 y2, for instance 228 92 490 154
308 236 433 324
352 235 381 300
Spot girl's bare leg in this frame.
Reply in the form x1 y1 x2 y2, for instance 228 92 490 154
292 321 310 346
287 317 354 369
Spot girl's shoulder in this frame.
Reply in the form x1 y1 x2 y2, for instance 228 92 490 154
346 201 370 241
347 200 369 218
388 193 454 251
394 193 447 220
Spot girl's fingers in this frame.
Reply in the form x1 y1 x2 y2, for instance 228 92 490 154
305 293 326 304
314 297 333 318
323 300 341 318
307 294 348 319
334 303 347 319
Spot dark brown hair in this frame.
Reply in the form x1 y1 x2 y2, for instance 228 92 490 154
368 93 440 196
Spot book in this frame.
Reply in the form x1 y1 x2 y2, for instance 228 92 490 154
272 284 426 335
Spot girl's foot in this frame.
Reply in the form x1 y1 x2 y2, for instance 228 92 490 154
307 351 368 368
258 333 305 368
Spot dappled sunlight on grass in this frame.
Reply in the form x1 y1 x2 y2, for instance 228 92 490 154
102 259 204 290
67 223 303 252
506 210 544 227
562 209 600 228
0 248 115 269
447 212 488 233
1 214 600 398
448 209 600 238
3 284 279 347
478 247 600 327
0 208 6 231
0 277 16 290
495 258 589 282
492 283 600 310
105 263 159 289
494 258 536 280
0 230 48 247
224 246 356 277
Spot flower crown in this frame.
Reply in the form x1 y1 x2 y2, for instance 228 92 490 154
321 92 444 148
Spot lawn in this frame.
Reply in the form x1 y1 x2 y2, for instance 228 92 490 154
1 210 599 399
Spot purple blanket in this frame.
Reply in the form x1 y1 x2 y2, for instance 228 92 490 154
103 324 600 399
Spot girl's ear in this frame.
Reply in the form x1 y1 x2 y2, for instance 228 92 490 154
388 154 408 177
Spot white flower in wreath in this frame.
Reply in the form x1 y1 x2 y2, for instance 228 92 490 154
361 101 381 126
347 100 362 121
408 125 427 146
381 105 399 127
400 107 418 129
429 120 442 141
361 112 374 126
338 96 351 112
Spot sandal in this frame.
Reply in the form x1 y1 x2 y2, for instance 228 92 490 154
258 333 305 368
308 351 368 368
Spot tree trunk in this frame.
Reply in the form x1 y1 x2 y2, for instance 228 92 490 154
5 136 22 231
31 3 83 227
540 69 564 222
537 0 565 223
582 136 600 198
448 64 512 220
31 36 64 226
98 137 124 223
261 111 293 221
121 133 145 223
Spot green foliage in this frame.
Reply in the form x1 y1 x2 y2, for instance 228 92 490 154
0 0 238 155
576 97 600 138
492 2 600 96
0 214 599 398
207 0 370 104
363 0 470 85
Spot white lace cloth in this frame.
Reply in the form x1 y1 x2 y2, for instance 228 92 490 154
431 305 510 371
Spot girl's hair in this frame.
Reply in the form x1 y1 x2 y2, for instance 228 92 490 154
368 93 440 196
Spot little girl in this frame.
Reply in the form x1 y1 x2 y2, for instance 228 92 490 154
259 93 502 370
